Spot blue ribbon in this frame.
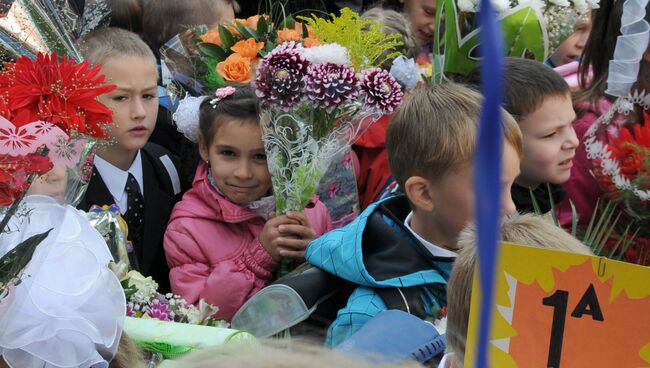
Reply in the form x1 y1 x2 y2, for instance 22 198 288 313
475 2 504 368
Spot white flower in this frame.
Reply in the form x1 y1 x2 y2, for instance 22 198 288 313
458 0 478 12
572 0 589 14
300 43 351 66
585 0 600 9
549 0 571 6
172 94 207 143
389 56 422 90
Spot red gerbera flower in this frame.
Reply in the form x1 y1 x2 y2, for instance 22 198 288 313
607 121 650 180
0 150 53 206
0 53 116 139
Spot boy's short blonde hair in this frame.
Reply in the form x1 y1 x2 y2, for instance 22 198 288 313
386 83 523 190
445 214 592 366
77 27 156 66
163 339 423 368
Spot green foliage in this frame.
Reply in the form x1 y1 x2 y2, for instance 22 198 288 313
0 229 52 293
298 7 403 70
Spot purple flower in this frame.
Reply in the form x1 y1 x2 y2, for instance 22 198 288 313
255 42 310 110
126 304 136 317
146 301 172 321
305 63 359 110
360 68 404 114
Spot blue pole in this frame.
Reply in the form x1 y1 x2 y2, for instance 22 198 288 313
475 2 504 368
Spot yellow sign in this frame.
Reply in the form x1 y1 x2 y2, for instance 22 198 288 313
465 242 650 367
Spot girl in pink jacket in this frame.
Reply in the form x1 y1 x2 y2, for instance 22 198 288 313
164 86 332 321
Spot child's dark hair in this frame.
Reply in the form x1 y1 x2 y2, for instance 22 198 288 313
108 0 143 34
198 85 260 148
464 58 570 121
578 0 650 105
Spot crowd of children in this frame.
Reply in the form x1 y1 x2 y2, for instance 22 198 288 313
1 0 648 366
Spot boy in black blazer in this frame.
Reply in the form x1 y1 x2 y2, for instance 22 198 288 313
77 28 181 292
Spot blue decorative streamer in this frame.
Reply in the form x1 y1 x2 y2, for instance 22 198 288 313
475 2 504 368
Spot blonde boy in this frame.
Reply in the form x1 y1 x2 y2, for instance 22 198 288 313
306 83 523 347
77 28 181 292
443 214 592 368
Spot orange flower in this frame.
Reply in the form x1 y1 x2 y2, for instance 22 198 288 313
303 37 320 48
231 38 264 60
277 28 301 43
200 29 222 46
216 53 251 82
245 15 262 29
293 22 316 38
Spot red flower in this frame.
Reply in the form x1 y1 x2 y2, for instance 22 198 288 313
0 151 52 206
0 53 116 139
608 124 648 176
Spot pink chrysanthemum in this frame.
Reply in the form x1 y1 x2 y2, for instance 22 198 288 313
255 43 309 110
305 63 359 110
146 301 172 321
360 68 404 114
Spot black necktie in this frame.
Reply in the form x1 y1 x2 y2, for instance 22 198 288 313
123 173 145 261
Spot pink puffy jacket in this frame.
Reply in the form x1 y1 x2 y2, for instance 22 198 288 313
164 163 332 321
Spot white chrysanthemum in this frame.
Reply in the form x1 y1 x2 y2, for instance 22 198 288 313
458 0 478 12
585 0 600 8
300 43 351 65
390 56 422 90
573 0 589 14
172 94 206 143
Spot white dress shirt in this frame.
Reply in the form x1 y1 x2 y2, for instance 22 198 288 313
93 151 144 214
404 212 458 258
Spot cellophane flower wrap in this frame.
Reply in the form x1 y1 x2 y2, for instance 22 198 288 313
255 41 404 214
432 0 599 81
584 91 650 264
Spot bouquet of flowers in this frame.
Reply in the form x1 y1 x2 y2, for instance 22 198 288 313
583 91 650 264
161 10 317 98
255 40 403 214
119 269 226 327
432 0 599 81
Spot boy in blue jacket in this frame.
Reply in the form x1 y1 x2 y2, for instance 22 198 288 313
306 83 524 346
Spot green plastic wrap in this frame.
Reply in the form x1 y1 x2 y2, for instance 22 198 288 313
124 317 256 359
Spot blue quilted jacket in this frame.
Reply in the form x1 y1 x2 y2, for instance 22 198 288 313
305 195 454 346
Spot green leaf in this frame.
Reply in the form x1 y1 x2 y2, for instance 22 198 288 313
283 15 296 30
301 21 309 38
569 200 579 237
257 15 269 35
233 22 259 40
0 229 52 286
547 183 559 227
197 43 228 62
529 187 542 215
218 25 236 50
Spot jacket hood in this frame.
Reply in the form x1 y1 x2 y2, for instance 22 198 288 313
168 163 262 225
306 195 453 288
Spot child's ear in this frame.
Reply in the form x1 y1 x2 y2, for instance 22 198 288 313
198 135 210 163
404 176 435 212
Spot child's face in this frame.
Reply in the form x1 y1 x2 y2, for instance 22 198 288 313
97 55 159 155
27 165 69 203
518 94 578 187
549 16 591 67
426 141 520 242
200 119 272 206
403 0 437 47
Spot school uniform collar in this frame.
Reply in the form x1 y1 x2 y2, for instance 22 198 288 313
404 212 458 259
93 151 144 212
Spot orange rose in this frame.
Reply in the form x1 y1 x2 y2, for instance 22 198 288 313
200 29 222 46
293 22 316 38
303 37 320 48
246 15 261 29
231 38 264 60
277 28 301 43
216 53 251 82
